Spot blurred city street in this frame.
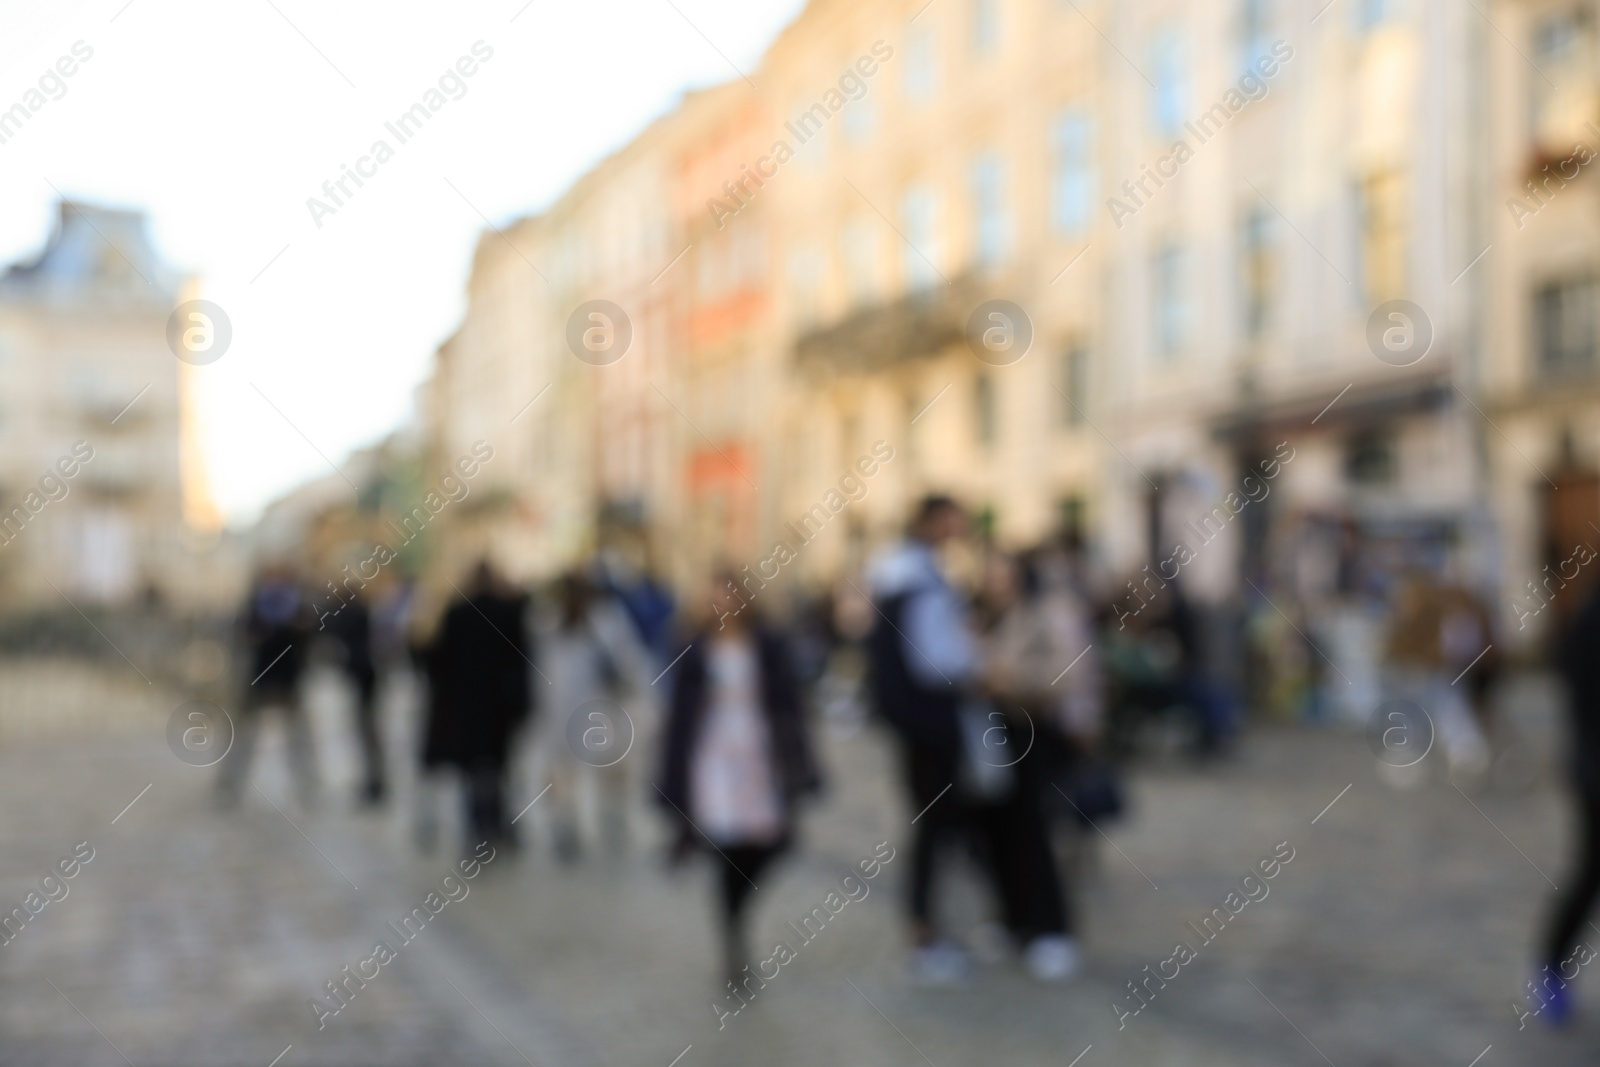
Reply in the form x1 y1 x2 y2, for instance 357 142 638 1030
9 0 1600 1059
0 661 1589 1067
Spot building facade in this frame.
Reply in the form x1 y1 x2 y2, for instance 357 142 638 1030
1483 0 1600 647
0 201 206 612
417 0 1593 687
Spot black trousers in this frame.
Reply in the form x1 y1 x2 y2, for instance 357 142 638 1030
902 730 1070 939
349 669 384 795
976 741 1071 940
1543 780 1600 966
901 737 967 927
464 759 508 846
718 844 782 928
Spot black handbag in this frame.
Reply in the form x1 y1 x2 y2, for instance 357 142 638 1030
1057 759 1125 827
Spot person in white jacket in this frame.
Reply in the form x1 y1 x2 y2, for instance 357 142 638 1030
534 569 652 861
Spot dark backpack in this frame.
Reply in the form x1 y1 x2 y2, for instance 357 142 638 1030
864 586 961 749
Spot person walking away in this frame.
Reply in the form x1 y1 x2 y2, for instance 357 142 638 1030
866 495 983 985
1384 564 1488 783
1436 572 1496 778
217 564 316 805
326 587 385 805
597 543 678 668
976 550 1081 981
539 568 651 861
1535 579 1600 1026
657 574 819 985
419 561 534 850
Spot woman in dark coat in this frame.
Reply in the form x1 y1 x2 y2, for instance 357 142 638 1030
1536 577 1600 1025
657 576 821 982
420 561 533 848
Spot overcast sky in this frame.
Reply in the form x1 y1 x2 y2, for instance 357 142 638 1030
0 0 805 523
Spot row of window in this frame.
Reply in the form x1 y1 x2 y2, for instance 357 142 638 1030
1149 214 1272 356
954 269 1596 449
787 119 1093 319
791 187 1279 350
951 281 1595 455
968 276 1600 383
1149 1 1392 135
1150 172 1413 356
966 346 1087 447
886 266 1591 468
813 0 1395 145
1528 7 1597 149
812 161 1420 357
1537 276 1598 380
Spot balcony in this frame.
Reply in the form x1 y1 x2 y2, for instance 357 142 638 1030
794 274 987 374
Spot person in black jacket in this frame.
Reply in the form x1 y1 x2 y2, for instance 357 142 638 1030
325 588 385 805
657 575 820 983
864 496 978 984
1535 578 1600 1025
420 560 534 849
217 564 316 805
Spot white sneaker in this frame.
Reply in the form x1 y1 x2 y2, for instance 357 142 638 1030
910 940 972 987
1024 935 1079 982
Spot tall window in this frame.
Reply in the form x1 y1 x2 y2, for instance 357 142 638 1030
1059 496 1085 542
900 186 942 291
1355 170 1406 304
1534 11 1583 67
1150 29 1188 138
974 373 997 446
1061 343 1088 426
970 153 1010 268
972 0 1000 54
1353 0 1389 32
1239 208 1274 339
1536 277 1598 380
1345 430 1397 484
1530 10 1595 150
1153 241 1187 357
1239 0 1273 71
903 388 922 463
1052 110 1095 238
840 218 878 307
905 27 936 102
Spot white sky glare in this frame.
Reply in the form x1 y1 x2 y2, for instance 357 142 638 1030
0 0 806 524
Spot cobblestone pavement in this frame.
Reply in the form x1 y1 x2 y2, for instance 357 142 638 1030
0 660 1595 1065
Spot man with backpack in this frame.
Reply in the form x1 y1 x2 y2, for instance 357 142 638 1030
865 496 984 984
867 496 1079 984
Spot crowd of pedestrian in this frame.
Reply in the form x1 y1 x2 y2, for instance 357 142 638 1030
214 492 1600 1020
217 496 1129 990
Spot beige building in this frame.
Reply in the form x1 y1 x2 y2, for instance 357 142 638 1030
760 0 1510 718
1482 0 1600 647
421 88 752 593
759 0 1109 582
416 0 1577 696
0 201 213 612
